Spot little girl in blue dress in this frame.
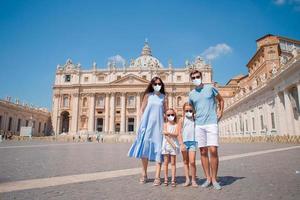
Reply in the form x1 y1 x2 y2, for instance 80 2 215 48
128 76 168 185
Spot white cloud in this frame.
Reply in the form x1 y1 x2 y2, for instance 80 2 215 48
274 0 285 5
108 54 126 66
201 43 232 61
273 0 300 10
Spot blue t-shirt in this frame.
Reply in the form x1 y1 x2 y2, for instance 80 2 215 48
189 84 219 126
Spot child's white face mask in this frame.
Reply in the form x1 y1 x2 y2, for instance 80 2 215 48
185 112 193 118
167 115 175 121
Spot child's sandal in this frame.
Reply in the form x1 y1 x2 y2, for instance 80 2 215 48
153 178 161 186
163 179 168 186
171 180 176 187
139 176 148 184
191 180 198 187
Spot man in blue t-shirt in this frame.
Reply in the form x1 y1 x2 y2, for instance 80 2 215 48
189 70 224 190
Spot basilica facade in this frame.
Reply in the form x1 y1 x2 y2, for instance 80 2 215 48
218 34 300 136
52 42 213 135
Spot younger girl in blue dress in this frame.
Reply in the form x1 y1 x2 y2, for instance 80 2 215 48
128 77 168 185
162 108 179 187
177 102 198 187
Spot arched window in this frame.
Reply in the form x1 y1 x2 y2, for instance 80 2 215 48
63 95 69 107
80 115 88 130
177 96 182 107
96 96 104 107
82 97 88 107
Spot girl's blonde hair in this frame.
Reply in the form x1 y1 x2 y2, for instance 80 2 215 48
165 108 178 123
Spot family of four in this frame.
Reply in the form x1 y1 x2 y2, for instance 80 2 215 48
128 70 224 190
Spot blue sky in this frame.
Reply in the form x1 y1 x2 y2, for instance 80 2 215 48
0 0 299 110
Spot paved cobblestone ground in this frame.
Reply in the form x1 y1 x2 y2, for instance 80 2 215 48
0 141 299 200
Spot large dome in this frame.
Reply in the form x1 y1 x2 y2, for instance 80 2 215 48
130 41 164 68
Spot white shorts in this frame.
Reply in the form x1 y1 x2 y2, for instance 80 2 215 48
195 124 219 148
161 144 178 155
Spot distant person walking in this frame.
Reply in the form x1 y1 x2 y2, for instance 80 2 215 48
128 77 168 184
188 70 224 190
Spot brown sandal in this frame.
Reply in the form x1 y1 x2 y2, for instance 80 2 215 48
139 176 147 184
163 179 168 186
171 180 176 187
153 178 161 186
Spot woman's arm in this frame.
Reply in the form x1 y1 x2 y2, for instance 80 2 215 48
139 93 149 118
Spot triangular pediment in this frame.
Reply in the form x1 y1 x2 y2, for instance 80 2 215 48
110 74 149 85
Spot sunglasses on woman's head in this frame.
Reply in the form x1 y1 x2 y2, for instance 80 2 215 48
191 75 201 80
185 110 193 113
153 83 162 86
167 114 175 117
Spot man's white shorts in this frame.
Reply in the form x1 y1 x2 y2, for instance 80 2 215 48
195 124 219 148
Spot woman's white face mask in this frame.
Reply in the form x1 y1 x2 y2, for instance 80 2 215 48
192 78 202 86
153 85 161 92
167 115 175 121
185 111 193 118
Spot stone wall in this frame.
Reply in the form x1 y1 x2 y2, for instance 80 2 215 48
7 134 300 144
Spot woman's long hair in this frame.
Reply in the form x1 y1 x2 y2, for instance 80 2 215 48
143 76 166 98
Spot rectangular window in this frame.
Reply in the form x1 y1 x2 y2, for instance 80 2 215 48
260 115 264 130
65 75 71 82
38 122 41 133
117 76 121 80
0 115 2 129
128 96 135 107
128 118 135 132
252 117 255 131
17 119 21 132
177 76 181 81
26 120 29 127
98 76 104 81
271 113 276 129
84 77 89 82
8 117 12 131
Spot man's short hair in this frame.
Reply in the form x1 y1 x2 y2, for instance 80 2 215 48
189 70 202 79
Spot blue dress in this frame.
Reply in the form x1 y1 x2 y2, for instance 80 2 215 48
128 92 165 162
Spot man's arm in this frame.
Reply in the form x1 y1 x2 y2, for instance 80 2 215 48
216 93 224 122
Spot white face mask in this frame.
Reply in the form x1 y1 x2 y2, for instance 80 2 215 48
185 112 193 118
167 115 175 121
192 78 202 86
153 85 161 92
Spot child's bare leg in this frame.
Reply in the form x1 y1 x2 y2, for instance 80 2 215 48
181 150 190 184
171 155 176 182
163 154 169 182
141 158 148 177
189 150 198 186
154 162 162 179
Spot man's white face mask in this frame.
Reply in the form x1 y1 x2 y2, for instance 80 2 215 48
192 78 202 86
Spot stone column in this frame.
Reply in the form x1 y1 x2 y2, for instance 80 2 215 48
120 93 126 134
88 93 95 132
52 94 60 136
109 93 115 134
168 95 173 109
275 93 284 135
136 93 141 129
283 89 294 135
297 83 300 110
71 93 79 134
104 93 110 134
